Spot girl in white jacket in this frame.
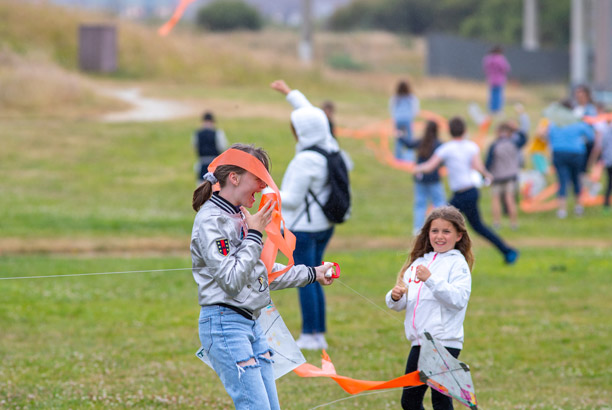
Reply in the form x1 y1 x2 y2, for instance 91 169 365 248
386 206 473 410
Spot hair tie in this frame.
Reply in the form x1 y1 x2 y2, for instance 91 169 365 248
203 172 218 184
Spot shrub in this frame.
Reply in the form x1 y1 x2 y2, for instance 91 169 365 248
196 0 263 31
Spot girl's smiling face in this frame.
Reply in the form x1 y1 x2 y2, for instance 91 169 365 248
429 218 463 253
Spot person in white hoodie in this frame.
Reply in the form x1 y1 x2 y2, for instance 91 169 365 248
386 206 473 410
271 79 346 350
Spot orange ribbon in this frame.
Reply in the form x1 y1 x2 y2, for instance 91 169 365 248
207 149 296 282
158 0 197 36
293 350 424 395
583 112 612 124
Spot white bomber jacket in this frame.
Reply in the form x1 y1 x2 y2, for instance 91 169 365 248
191 193 316 319
385 250 471 349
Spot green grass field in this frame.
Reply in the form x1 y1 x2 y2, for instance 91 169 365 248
2 2 612 408
2 110 611 409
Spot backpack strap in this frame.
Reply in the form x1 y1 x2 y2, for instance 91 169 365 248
303 145 330 220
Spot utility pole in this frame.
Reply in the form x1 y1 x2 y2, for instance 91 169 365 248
570 0 588 85
522 0 540 51
299 0 313 64
592 0 612 92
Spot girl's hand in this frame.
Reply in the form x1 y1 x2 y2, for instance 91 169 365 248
314 262 335 286
241 201 275 233
391 285 407 301
415 265 431 282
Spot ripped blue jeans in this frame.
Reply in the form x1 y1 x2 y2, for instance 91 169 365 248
199 305 279 410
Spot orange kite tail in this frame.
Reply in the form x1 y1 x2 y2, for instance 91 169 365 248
293 350 424 395
158 0 198 36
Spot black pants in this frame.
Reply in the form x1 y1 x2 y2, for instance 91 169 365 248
401 346 461 410
450 188 512 256
605 166 612 207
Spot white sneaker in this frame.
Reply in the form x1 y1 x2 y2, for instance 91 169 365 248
314 333 328 350
574 205 584 216
557 209 567 219
296 334 319 350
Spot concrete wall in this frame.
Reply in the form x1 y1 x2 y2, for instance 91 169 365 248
426 33 569 83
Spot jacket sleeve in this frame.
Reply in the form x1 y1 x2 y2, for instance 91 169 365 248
216 129 228 152
196 216 263 297
286 89 313 110
269 264 316 291
582 123 596 142
424 260 471 311
280 152 321 210
412 97 420 118
513 130 528 149
385 289 407 311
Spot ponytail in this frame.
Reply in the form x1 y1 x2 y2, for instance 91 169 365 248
192 181 213 212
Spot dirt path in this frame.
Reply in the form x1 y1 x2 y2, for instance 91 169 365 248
98 87 201 122
95 85 375 124
96 85 291 123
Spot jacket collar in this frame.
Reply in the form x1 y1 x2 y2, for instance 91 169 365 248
211 192 241 215
425 249 462 259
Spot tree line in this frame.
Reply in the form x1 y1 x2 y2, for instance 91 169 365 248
196 0 570 48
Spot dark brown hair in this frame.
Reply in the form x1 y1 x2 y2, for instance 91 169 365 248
574 84 593 104
497 122 514 135
449 116 466 138
192 143 270 212
417 121 439 159
396 206 474 285
396 80 411 96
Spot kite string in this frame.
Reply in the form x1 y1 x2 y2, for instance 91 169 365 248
308 387 409 409
335 278 404 325
0 267 192 281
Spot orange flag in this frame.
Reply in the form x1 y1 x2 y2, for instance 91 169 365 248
158 0 198 36
207 148 296 282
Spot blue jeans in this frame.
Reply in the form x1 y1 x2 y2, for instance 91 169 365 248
489 85 504 113
450 188 513 257
293 227 334 334
552 151 584 198
413 181 447 234
199 305 279 410
605 166 612 207
395 120 415 162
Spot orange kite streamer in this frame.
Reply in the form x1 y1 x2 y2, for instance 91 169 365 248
293 350 424 395
158 0 198 36
583 112 612 124
207 148 296 281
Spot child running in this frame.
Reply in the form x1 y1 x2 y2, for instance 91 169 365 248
386 206 473 410
191 143 335 410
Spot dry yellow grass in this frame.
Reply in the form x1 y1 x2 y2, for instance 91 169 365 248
0 49 125 117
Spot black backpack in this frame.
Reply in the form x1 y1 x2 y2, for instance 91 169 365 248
304 145 351 224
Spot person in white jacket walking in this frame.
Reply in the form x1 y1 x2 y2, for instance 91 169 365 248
386 206 473 410
271 79 346 350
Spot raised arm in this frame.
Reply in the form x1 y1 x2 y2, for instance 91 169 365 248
270 79 292 96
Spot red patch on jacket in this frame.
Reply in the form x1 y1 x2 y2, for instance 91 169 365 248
216 238 230 256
